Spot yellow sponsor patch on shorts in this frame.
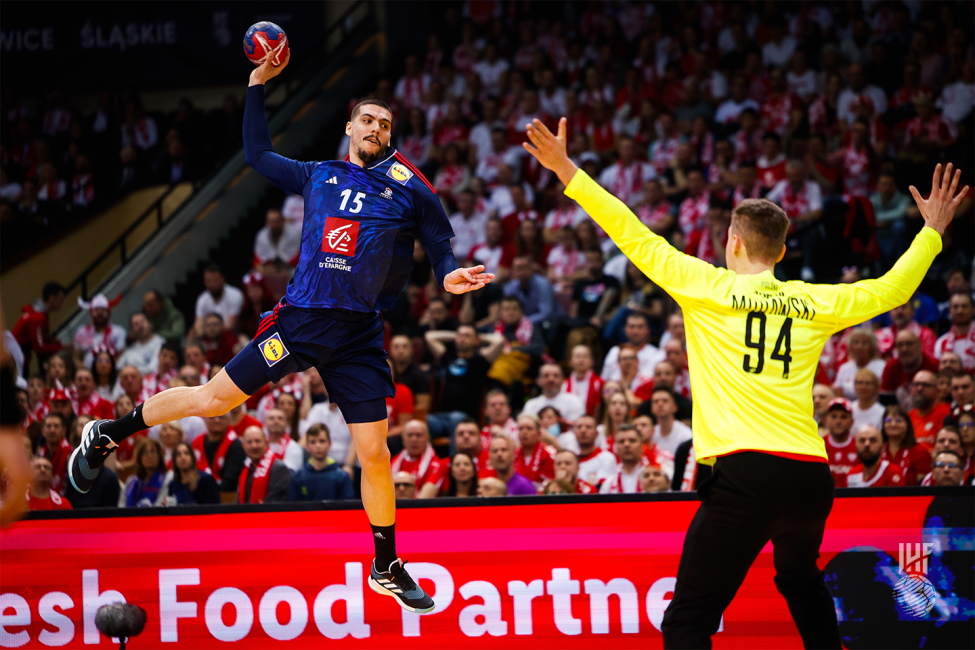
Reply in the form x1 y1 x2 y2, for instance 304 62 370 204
260 332 290 367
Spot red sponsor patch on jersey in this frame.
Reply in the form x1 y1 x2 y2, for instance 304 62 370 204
321 216 360 256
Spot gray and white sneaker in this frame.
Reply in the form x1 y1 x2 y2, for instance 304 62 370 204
67 420 118 493
368 558 435 613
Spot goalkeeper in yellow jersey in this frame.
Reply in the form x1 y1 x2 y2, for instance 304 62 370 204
523 117 968 649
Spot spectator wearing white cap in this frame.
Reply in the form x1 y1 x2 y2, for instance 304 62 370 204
73 293 126 369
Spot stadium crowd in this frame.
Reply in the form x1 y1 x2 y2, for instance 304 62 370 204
0 86 245 259
5 0 975 512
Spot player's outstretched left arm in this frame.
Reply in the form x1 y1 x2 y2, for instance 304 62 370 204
522 118 723 304
443 265 495 295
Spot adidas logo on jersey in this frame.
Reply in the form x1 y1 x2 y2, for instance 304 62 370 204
326 176 338 185
380 187 393 199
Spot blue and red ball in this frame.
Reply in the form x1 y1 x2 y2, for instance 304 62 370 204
243 22 289 67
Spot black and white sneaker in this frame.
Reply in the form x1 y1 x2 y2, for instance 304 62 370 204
368 559 435 613
68 420 118 493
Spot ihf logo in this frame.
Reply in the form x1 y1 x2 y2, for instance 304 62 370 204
894 542 937 617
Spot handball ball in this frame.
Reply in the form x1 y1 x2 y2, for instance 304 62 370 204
243 22 289 67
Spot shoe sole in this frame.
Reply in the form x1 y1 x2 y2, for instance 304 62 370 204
368 577 435 614
67 420 100 494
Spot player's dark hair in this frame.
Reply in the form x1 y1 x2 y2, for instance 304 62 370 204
42 282 66 301
730 199 790 264
351 99 392 122
306 422 331 442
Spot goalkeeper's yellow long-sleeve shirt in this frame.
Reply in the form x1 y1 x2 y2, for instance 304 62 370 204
565 170 942 464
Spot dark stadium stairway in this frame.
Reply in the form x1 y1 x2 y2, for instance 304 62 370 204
54 2 382 340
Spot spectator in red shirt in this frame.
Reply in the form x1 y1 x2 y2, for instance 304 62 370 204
71 367 114 420
454 418 490 471
823 398 858 484
908 370 952 446
756 133 787 189
843 425 906 488
875 301 937 359
36 413 71 493
198 313 237 366
394 420 445 498
880 331 939 411
513 413 555 486
26 456 72 511
12 282 66 374
880 404 930 485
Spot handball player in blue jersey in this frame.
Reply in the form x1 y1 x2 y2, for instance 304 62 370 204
68 52 493 613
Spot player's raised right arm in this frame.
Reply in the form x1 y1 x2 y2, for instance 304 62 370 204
523 118 723 304
243 51 316 195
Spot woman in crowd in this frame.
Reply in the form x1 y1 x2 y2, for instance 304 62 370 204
833 328 886 400
397 108 432 171
160 441 220 505
501 218 549 270
45 353 70 390
880 404 931 485
546 226 587 294
575 219 601 253
599 391 631 451
122 437 166 507
851 368 885 432
275 389 300 440
91 351 118 401
157 421 184 467
953 405 974 472
437 452 479 498
433 143 470 207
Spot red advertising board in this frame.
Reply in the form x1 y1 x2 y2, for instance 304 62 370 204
0 494 967 648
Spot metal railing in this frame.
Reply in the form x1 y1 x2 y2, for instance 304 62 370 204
58 0 372 314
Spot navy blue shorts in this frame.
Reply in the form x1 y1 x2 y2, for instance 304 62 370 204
225 301 395 406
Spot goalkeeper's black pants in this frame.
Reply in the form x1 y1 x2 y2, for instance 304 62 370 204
661 451 842 649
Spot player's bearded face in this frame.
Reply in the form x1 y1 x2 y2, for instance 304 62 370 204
348 109 392 164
